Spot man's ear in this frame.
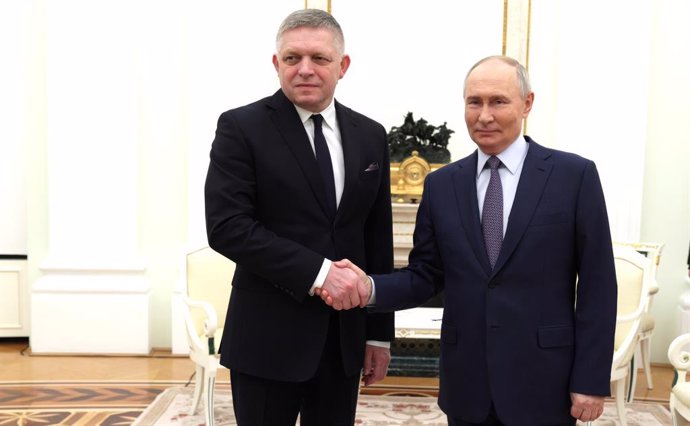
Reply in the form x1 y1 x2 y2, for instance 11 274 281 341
522 92 535 117
272 54 279 73
339 54 351 79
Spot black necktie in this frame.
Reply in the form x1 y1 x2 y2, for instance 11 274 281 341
311 114 336 218
482 156 503 269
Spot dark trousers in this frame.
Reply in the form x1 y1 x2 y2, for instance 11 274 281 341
448 404 576 426
230 314 360 425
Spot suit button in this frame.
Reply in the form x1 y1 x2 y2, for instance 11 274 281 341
488 281 499 289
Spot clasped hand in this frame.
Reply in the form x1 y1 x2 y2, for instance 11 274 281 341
315 259 369 310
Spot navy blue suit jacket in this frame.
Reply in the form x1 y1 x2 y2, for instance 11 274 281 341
373 137 617 426
205 90 394 382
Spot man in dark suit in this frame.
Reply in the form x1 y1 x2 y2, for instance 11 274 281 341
323 56 617 425
204 9 394 426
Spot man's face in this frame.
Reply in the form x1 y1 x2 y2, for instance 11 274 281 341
273 27 350 113
464 60 533 155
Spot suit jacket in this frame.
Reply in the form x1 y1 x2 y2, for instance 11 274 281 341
205 89 394 382
373 137 617 426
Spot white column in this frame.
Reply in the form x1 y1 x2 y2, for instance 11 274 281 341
30 1 150 354
503 0 531 65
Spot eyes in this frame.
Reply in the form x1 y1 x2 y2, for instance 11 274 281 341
465 97 510 107
283 54 333 66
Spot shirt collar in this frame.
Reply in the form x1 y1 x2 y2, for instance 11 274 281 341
294 100 337 130
476 135 529 178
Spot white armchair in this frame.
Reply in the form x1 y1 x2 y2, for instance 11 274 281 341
614 241 664 400
668 333 690 426
181 246 235 426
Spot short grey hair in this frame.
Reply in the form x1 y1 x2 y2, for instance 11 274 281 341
464 55 532 98
276 9 345 56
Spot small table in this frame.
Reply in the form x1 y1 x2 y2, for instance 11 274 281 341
395 307 442 339
390 308 443 377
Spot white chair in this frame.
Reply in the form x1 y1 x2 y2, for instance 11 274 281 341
668 333 690 425
611 245 652 426
181 246 235 426
614 242 664 401
588 245 651 426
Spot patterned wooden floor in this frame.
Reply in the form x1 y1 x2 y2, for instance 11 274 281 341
0 382 181 425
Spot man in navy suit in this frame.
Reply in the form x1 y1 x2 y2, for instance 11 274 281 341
204 9 394 425
323 56 617 425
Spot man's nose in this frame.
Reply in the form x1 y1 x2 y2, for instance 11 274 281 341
478 105 494 123
297 58 315 76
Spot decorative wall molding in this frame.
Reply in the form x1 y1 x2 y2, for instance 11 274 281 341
0 260 29 337
31 272 151 354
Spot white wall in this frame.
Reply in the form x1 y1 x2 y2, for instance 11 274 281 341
640 0 690 363
0 2 29 255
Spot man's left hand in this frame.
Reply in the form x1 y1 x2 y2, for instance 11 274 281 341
570 392 604 422
362 344 391 386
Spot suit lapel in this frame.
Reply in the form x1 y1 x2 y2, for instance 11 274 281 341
334 101 360 221
452 153 492 273
266 90 333 219
492 138 553 274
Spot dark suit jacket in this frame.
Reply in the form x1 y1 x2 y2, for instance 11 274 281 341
373 137 617 426
205 89 394 382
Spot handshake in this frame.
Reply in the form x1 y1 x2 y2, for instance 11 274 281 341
315 259 370 310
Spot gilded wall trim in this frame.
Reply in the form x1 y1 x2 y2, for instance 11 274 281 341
305 0 331 14
503 0 532 132
502 0 509 55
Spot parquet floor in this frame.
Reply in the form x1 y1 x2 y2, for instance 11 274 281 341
0 336 676 412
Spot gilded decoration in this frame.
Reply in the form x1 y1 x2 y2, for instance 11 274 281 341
390 151 445 204
387 112 453 203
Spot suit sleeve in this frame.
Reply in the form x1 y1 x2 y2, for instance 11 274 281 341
570 160 618 395
205 111 324 301
371 176 445 312
364 125 396 342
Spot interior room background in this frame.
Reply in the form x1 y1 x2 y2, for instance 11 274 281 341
1 0 688 366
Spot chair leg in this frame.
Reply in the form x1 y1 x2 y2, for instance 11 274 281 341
189 364 205 415
626 352 638 403
615 378 628 426
640 337 654 389
204 369 217 426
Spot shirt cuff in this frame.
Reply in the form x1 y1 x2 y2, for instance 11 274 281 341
309 258 332 296
366 340 391 349
367 275 376 305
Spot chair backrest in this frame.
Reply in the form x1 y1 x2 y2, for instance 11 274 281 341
186 246 236 337
612 245 652 368
613 241 664 297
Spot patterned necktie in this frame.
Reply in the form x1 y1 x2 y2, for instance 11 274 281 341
311 114 336 218
482 156 503 269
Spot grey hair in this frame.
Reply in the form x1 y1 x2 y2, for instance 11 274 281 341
463 55 532 98
276 9 345 55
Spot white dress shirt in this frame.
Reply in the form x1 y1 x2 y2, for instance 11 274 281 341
476 136 529 236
